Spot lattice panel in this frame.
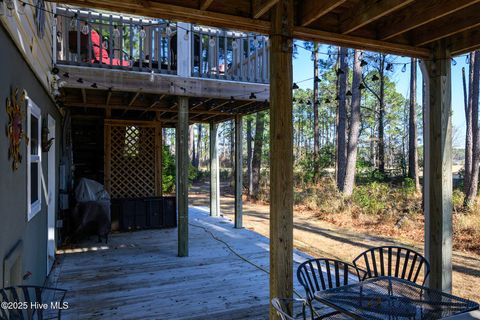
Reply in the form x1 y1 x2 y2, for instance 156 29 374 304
109 125 156 198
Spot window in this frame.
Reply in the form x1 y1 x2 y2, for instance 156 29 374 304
27 98 41 221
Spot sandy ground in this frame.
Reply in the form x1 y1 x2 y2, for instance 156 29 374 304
189 181 480 303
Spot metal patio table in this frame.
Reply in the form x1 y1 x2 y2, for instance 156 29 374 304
314 276 479 319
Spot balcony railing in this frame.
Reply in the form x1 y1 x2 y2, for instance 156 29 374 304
190 27 270 83
54 7 270 84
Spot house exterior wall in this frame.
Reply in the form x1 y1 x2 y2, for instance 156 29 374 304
0 24 61 287
0 1 55 94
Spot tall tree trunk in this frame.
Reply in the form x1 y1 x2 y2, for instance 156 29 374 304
378 54 386 175
189 125 195 165
465 51 480 207
408 58 420 192
246 118 253 198
342 50 363 195
336 47 348 189
464 61 473 195
193 124 202 168
252 112 265 199
313 42 320 180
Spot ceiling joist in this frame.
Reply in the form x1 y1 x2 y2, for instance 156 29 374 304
378 0 480 40
252 0 279 19
300 0 347 27
340 0 414 34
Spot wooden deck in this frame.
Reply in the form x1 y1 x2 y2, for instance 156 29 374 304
48 206 312 319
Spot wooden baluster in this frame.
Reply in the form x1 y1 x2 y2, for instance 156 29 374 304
223 31 227 79
139 19 143 72
119 16 124 67
148 21 153 71
76 10 80 64
99 13 103 67
129 18 133 69
199 30 204 77
156 25 161 73
109 15 113 66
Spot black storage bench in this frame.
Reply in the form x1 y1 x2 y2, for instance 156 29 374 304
111 196 176 231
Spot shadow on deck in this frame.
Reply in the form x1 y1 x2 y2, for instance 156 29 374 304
48 206 311 319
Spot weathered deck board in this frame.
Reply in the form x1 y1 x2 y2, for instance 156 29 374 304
48 206 312 319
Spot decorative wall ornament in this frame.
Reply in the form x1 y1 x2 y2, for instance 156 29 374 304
6 88 27 170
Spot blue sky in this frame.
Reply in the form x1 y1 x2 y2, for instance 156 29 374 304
292 43 469 147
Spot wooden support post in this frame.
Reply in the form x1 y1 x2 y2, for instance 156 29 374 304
420 40 453 293
177 96 189 257
210 122 220 217
177 22 192 77
155 121 163 197
269 0 294 318
234 114 243 228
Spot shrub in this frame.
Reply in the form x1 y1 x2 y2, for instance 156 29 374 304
352 182 390 215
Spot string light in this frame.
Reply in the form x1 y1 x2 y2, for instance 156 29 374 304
346 90 352 96
77 78 84 84
113 25 120 37
230 96 235 103
358 83 366 90
466 54 470 64
149 70 155 82
451 58 457 66
139 26 146 39
253 35 259 47
310 51 315 61
209 35 216 47
314 76 321 83
249 92 256 99
336 68 344 75
386 63 393 71
293 44 298 55
69 13 78 30
371 74 379 81
183 30 189 41
232 38 238 50
81 22 89 35
401 64 407 72
292 83 299 89
165 23 172 36
325 98 331 103
91 83 98 88
306 100 312 105
360 59 368 67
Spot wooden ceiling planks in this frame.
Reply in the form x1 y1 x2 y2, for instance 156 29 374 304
51 0 480 58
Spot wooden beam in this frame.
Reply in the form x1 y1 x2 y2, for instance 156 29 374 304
63 102 231 115
340 0 414 34
177 96 189 257
252 0 279 19
300 0 347 27
413 4 480 46
234 114 243 229
378 0 480 40
128 90 142 107
270 0 294 318
199 0 214 11
293 27 430 58
210 122 220 217
58 65 269 102
420 40 453 293
447 28 480 56
53 0 270 33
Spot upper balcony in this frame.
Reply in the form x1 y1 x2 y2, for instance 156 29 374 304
55 7 269 84
53 7 270 124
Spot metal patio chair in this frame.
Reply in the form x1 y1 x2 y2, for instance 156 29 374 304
0 285 67 320
297 258 363 319
352 245 430 285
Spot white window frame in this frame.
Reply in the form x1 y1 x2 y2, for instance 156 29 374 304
27 98 42 221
